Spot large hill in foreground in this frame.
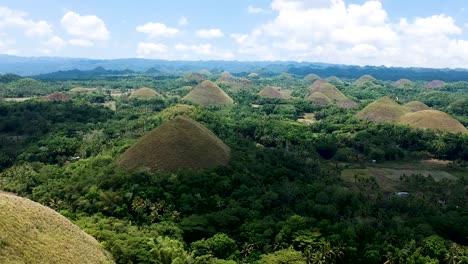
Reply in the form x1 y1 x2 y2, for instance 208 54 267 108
0 192 111 264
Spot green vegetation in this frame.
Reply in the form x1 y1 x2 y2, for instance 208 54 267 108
0 71 467 263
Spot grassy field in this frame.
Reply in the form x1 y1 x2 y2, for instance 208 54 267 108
341 160 462 192
297 113 317 125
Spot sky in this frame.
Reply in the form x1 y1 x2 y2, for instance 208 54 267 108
1 0 468 68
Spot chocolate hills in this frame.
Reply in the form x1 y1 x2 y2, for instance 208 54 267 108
0 192 111 264
306 80 357 108
130 87 162 99
325 76 344 85
118 116 231 172
183 80 234 106
393 79 414 88
404 101 431 112
44 92 70 101
425 80 445 89
354 75 377 86
307 92 332 105
399 110 467 133
356 96 410 122
303 73 320 82
259 86 290 99
232 78 254 91
216 71 235 83
184 72 206 81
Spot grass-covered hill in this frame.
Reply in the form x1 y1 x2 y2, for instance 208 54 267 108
0 192 112 264
356 96 410 122
118 116 231 172
129 87 162 99
400 110 467 133
183 80 234 106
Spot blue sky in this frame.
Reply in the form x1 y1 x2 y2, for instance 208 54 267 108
1 0 468 68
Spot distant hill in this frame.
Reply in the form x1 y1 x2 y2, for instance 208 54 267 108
306 80 357 108
0 192 111 264
259 86 289 99
129 87 162 99
404 101 431 112
118 116 230 172
1 55 468 81
356 96 410 122
183 80 234 106
400 110 467 133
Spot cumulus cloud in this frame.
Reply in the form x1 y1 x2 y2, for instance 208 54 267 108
43 36 66 49
195 29 224 38
231 0 468 67
69 39 94 47
136 42 169 58
175 43 234 60
136 22 178 37
178 17 188 26
61 11 110 41
0 6 52 37
248 5 265 14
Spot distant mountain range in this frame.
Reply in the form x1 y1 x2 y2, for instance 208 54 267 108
1 54 468 81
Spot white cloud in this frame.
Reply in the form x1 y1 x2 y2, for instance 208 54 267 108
230 0 468 67
0 6 52 37
195 28 224 38
137 42 168 58
61 11 110 41
248 5 265 14
178 17 188 26
43 36 66 49
136 22 178 37
69 39 94 47
174 43 233 59
0 38 17 55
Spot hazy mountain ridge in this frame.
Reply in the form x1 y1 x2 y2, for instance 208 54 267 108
1 54 468 81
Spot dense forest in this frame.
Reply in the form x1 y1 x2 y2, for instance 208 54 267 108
0 70 467 264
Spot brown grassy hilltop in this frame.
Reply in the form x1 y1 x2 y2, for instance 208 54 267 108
399 110 467 133
307 80 357 108
216 71 235 83
303 73 320 82
158 104 196 121
259 86 290 99
184 72 206 81
232 78 254 91
306 92 332 105
118 116 231 172
354 75 377 86
325 76 344 85
248 72 259 78
425 80 445 89
356 96 410 122
44 92 70 101
130 87 162 99
404 101 431 112
393 79 414 88
183 80 234 106
278 73 293 79
0 192 112 264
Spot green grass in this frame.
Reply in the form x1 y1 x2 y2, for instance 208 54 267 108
0 192 112 264
341 161 461 192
